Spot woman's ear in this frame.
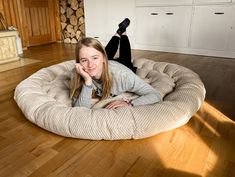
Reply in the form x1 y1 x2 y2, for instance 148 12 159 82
102 55 107 63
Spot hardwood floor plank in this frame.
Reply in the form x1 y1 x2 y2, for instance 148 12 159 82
28 145 87 177
11 149 58 177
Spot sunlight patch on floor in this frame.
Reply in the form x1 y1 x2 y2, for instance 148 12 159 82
0 58 41 72
150 101 234 176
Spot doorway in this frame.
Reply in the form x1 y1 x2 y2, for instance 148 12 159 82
23 0 57 46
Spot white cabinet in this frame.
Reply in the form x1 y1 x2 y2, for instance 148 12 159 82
191 5 233 51
136 6 192 48
84 0 135 45
84 0 235 58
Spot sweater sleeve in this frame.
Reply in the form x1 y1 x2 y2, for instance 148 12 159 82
72 84 93 108
119 69 163 106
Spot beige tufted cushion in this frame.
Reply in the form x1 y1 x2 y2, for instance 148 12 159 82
14 58 206 140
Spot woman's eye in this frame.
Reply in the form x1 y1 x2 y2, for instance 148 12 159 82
80 59 87 63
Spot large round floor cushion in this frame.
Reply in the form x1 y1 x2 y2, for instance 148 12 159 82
14 58 206 140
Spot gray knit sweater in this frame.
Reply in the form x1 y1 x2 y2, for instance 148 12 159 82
73 60 162 108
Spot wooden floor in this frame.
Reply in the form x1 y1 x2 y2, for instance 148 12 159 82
0 43 235 177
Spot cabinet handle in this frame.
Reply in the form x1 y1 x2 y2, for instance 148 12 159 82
214 12 224 15
150 13 158 15
166 13 174 15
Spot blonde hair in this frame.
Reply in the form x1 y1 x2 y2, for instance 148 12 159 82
70 37 112 100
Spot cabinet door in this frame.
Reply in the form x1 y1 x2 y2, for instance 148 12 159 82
84 0 107 41
191 5 233 51
136 6 192 48
136 7 161 46
23 0 56 46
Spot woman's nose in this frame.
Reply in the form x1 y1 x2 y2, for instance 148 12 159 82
87 60 94 68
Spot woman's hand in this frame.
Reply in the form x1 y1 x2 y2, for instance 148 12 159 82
105 100 130 109
75 63 92 85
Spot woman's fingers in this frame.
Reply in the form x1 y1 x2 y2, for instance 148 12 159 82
105 100 129 109
75 63 92 85
75 63 85 74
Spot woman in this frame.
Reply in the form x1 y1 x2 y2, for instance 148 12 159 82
70 18 162 109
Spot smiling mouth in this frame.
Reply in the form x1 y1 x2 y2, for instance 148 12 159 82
88 68 96 71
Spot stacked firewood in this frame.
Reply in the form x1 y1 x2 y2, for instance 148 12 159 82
60 0 85 44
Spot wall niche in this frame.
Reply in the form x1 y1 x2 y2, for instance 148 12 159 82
60 0 85 44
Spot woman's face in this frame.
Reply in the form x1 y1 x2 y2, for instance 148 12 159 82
79 46 105 79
